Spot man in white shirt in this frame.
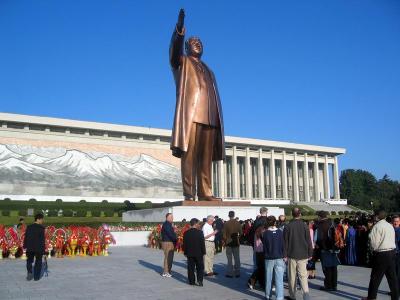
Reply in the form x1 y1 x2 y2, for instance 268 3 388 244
203 215 219 276
362 209 399 300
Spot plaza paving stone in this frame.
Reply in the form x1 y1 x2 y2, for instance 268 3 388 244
0 246 392 300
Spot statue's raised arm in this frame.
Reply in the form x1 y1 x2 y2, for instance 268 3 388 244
169 9 185 70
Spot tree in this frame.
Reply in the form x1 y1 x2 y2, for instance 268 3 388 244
376 175 399 212
124 200 135 211
340 169 377 209
340 169 400 212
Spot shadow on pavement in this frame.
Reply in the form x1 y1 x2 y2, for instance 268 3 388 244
314 275 389 295
137 259 188 284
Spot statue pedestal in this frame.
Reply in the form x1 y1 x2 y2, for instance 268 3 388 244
122 200 284 223
181 200 251 207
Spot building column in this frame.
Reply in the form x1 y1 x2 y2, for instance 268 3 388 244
304 153 310 202
333 156 340 199
314 154 320 202
232 146 238 198
324 155 331 199
270 150 276 199
245 148 252 199
218 160 225 199
258 149 264 199
293 152 299 202
282 151 288 199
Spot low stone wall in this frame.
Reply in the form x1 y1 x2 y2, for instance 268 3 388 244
110 231 151 247
123 206 285 223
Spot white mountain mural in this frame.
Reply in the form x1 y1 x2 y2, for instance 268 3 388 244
0 144 182 197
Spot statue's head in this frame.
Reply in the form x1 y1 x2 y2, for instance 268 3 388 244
185 36 203 58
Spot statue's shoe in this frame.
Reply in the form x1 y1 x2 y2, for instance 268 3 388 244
198 196 222 201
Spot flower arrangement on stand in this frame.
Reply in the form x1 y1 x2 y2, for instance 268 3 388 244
147 223 191 252
0 225 116 259
148 224 162 249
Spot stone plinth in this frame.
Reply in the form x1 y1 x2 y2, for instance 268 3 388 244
123 205 284 223
181 200 251 207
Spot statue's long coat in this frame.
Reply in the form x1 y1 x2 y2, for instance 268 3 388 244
169 27 225 161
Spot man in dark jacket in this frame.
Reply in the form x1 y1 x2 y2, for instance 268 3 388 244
283 208 313 300
161 213 177 277
316 211 340 291
23 213 45 281
183 218 206 286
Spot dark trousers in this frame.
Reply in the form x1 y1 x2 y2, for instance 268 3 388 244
187 256 204 285
322 266 337 289
250 252 266 288
26 252 42 280
368 250 399 300
215 234 223 253
396 253 400 292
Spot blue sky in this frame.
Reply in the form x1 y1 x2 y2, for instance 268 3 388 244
0 0 399 180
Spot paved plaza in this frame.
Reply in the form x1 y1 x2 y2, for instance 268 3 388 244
0 246 392 300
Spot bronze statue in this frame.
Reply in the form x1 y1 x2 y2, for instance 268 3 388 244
170 9 225 201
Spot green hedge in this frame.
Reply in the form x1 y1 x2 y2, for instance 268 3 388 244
1 210 10 216
63 209 73 217
104 210 114 217
76 210 87 217
48 209 58 217
91 210 101 217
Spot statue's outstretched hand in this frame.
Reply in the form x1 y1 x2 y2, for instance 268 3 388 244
177 8 185 32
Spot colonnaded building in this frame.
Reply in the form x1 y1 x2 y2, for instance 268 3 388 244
0 113 346 204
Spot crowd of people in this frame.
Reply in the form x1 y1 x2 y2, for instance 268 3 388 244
160 208 400 300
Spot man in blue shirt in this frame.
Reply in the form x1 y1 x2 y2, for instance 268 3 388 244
161 213 177 277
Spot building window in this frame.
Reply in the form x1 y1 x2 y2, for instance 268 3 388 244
108 132 123 138
263 159 271 198
6 122 25 129
251 158 258 198
298 162 305 201
89 130 104 136
212 161 219 197
126 134 139 139
50 126 67 133
238 157 246 198
29 125 46 131
287 161 293 200
159 136 170 143
70 128 86 135
275 160 282 198
143 135 157 141
225 157 233 198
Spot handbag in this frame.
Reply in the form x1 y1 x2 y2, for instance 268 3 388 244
40 256 49 278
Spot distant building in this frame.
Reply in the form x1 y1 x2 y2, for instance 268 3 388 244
0 112 345 204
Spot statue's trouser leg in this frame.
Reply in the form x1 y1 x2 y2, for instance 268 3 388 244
196 124 215 198
181 123 199 199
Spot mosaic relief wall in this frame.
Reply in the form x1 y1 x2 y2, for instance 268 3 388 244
0 138 182 198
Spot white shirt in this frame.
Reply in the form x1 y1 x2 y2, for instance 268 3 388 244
203 223 215 242
370 219 396 252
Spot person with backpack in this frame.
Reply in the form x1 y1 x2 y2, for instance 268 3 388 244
315 211 341 291
247 220 266 290
248 207 268 269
